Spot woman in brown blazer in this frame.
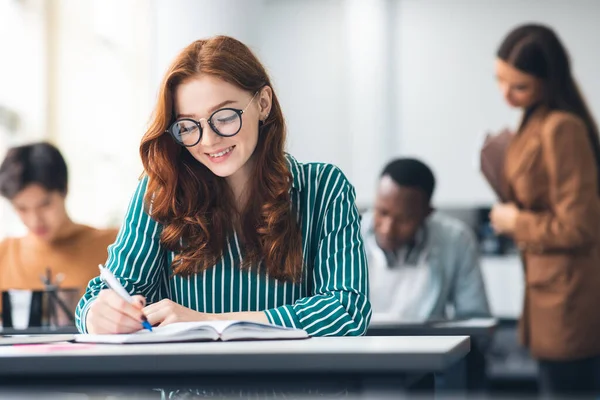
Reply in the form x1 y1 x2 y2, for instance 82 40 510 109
490 24 600 397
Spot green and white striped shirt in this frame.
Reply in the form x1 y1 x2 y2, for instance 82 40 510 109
76 154 371 336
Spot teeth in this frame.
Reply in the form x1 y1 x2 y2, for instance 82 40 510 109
209 147 233 158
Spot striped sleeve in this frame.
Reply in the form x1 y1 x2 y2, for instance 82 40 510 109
75 176 167 333
264 167 372 336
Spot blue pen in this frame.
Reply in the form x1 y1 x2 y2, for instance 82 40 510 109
98 264 153 332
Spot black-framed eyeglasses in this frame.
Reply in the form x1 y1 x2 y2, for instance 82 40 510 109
166 92 259 147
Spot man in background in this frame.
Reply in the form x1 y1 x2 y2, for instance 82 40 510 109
0 142 117 316
362 158 490 321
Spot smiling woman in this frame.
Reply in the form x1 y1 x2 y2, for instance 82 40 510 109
76 35 371 337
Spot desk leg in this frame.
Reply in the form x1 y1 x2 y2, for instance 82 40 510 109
435 358 467 398
360 373 435 399
436 335 488 396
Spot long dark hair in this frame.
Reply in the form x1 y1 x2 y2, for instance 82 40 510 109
497 24 600 191
140 36 303 281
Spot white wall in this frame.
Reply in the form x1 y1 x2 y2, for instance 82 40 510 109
49 0 153 228
395 0 600 207
260 0 351 183
151 0 266 88
0 0 48 238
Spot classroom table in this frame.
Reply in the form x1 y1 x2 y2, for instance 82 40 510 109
366 318 498 392
0 325 78 336
0 335 470 398
366 317 498 337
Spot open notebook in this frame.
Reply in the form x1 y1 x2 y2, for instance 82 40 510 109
74 320 309 344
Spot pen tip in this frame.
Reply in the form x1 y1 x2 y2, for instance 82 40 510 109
142 321 153 332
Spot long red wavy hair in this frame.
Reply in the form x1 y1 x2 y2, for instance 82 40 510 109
139 36 303 282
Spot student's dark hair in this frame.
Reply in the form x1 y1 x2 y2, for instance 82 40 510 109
0 142 68 200
381 158 435 202
497 23 600 192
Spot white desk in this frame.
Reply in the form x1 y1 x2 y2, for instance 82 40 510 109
0 336 470 397
0 326 78 336
366 318 496 392
367 318 498 338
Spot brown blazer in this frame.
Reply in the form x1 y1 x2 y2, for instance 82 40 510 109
504 106 600 360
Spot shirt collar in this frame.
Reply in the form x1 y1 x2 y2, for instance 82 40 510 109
285 153 303 192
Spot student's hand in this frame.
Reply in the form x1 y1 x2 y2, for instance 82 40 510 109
144 299 213 327
490 203 520 235
86 289 148 334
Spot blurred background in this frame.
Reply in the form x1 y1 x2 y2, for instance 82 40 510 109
2 0 600 393
3 0 600 227
4 0 600 227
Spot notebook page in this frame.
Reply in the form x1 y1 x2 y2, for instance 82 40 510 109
74 321 227 344
136 320 238 336
74 320 308 343
220 321 309 341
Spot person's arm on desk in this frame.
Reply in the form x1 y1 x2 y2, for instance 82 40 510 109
143 300 269 325
261 172 371 336
449 228 491 319
75 176 166 334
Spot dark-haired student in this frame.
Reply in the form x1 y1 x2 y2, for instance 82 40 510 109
76 36 371 336
0 142 117 298
490 24 600 396
362 158 490 321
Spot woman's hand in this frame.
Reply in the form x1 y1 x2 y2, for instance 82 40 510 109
144 299 214 327
490 203 520 235
86 289 148 334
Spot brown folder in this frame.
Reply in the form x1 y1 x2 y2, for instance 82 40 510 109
480 128 514 202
